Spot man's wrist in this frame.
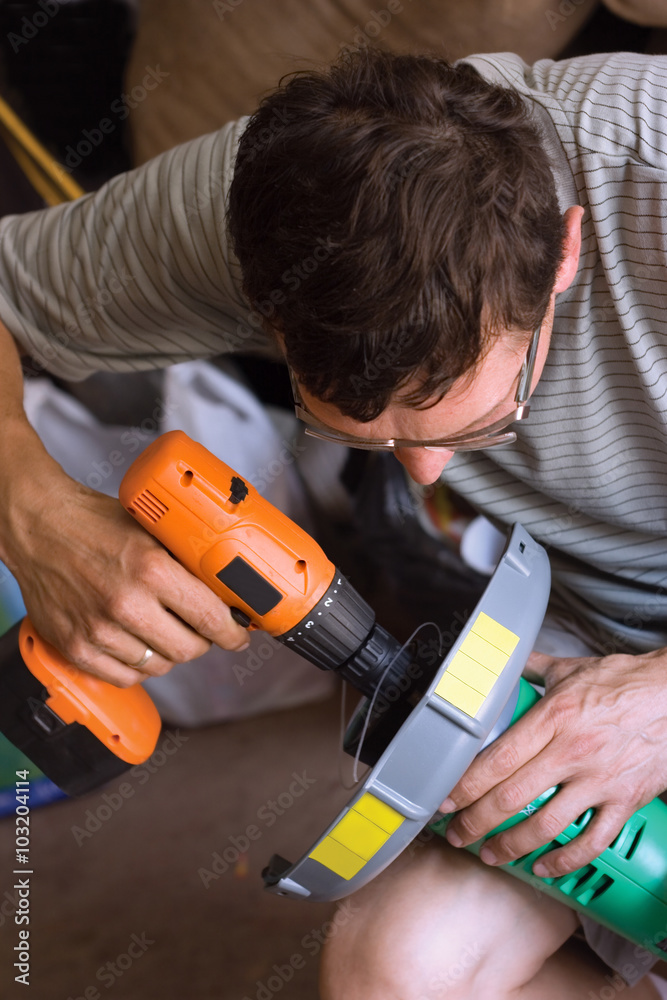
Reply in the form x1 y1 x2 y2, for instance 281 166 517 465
0 416 71 569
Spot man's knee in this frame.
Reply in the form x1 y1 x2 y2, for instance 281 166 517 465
319 843 495 999
319 839 579 1000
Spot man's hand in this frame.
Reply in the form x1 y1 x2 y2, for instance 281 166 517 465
439 648 667 877
2 445 251 687
0 321 253 686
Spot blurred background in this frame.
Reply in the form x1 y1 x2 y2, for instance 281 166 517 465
0 2 666 997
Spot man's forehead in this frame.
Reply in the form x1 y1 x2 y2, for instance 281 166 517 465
299 335 526 437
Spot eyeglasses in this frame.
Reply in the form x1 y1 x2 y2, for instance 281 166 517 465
289 323 542 452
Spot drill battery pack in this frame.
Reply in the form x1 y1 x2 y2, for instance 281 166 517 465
0 618 161 796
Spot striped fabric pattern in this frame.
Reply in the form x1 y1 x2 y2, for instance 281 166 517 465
0 116 265 378
0 51 665 651
446 53 667 652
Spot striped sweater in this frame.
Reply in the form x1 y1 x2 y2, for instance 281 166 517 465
1 51 666 652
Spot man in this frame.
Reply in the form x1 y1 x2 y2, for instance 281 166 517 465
0 45 666 996
229 50 667 998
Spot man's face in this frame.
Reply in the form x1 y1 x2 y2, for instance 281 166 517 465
279 202 583 486
296 300 554 486
292 204 585 485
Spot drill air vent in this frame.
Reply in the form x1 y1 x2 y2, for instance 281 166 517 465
555 865 614 905
131 490 169 523
610 815 646 860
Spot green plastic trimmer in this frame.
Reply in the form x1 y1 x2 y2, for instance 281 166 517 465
431 676 667 956
264 524 667 958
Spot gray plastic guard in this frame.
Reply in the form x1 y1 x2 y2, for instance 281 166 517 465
263 523 550 901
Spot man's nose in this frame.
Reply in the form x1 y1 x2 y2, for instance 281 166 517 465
393 447 455 485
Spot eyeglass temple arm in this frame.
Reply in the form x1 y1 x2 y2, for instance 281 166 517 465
515 324 542 404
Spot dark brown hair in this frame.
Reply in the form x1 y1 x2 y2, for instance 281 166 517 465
227 48 565 421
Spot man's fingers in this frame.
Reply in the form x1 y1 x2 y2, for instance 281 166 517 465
522 650 555 683
441 708 554 814
529 805 628 878
155 563 251 651
525 651 556 673
81 608 213 671
61 626 182 686
475 783 589 867
444 762 559 850
62 649 159 688
10 484 251 689
63 632 209 688
448 782 630 879
525 651 587 691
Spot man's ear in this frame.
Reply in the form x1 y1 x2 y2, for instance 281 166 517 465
553 205 584 294
265 323 286 355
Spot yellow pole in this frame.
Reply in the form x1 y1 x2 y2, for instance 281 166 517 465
0 93 84 204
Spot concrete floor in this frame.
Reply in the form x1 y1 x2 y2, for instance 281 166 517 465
0 692 354 1000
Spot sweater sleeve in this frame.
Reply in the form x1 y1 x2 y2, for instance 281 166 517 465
0 116 276 379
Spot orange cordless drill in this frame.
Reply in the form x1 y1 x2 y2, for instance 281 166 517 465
0 431 418 795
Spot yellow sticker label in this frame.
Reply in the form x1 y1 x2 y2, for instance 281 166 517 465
446 650 498 696
309 794 404 880
472 612 519 655
458 632 509 675
434 672 486 717
354 793 404 834
434 612 519 717
309 838 366 880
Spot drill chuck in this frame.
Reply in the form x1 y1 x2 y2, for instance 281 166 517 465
276 568 414 701
341 624 415 703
